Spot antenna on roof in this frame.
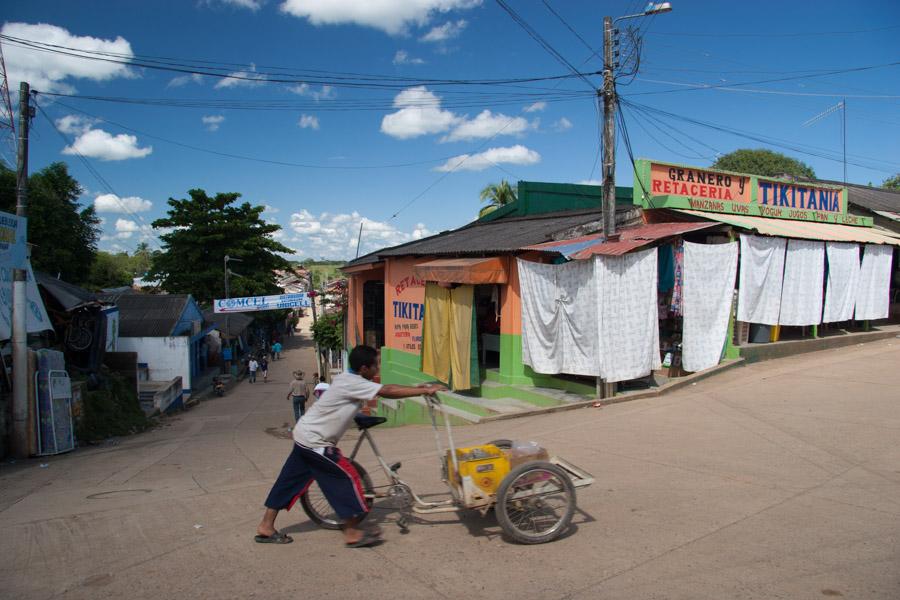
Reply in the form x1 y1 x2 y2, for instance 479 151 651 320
802 99 846 184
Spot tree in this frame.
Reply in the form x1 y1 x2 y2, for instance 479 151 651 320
149 189 293 304
882 173 900 190
479 180 518 218
0 162 101 284
87 251 133 290
711 149 816 179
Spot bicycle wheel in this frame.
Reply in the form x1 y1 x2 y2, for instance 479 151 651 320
299 460 375 530
495 461 575 544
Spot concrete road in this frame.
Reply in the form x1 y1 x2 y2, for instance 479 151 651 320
2 332 899 600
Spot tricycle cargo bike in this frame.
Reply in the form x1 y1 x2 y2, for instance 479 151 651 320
300 393 593 544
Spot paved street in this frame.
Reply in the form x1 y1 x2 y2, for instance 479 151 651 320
2 332 899 600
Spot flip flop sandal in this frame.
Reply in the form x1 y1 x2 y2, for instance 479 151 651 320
345 531 382 548
254 531 293 544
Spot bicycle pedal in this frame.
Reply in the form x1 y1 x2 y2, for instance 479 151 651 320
390 461 402 472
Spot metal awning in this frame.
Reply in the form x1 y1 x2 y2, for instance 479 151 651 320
525 222 720 259
675 209 900 246
413 257 509 284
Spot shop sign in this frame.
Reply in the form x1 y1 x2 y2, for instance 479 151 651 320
634 159 871 227
213 292 311 313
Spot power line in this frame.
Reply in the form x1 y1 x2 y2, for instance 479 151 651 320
494 0 597 91
540 0 601 62
34 100 164 251
633 77 900 99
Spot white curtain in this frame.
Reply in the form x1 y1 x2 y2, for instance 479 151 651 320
855 244 894 320
738 235 786 325
518 259 599 376
682 241 738 373
595 248 661 382
778 239 825 326
823 242 860 323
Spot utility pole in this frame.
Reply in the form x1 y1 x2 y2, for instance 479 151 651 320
601 16 617 240
12 82 32 458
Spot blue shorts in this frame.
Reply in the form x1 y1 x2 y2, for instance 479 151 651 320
264 443 368 521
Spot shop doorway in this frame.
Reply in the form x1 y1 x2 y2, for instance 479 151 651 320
474 284 502 369
362 280 385 349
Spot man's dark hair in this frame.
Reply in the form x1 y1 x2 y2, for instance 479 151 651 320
349 345 378 372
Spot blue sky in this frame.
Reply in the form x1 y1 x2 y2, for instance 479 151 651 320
3 0 899 260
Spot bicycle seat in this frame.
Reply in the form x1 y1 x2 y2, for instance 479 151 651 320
354 415 387 430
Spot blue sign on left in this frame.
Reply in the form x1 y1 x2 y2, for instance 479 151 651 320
213 292 311 313
0 211 27 271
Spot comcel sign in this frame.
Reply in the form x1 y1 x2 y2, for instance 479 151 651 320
634 159 870 227
213 292 311 313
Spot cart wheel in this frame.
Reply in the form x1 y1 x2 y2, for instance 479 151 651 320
299 460 374 530
487 439 513 450
495 461 576 544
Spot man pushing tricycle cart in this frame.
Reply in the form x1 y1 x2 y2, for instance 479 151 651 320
255 345 593 548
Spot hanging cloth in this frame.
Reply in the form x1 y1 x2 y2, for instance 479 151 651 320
517 259 599 376
855 244 893 320
778 239 825 326
657 243 675 293
595 248 661 383
823 242 860 323
421 284 451 383
681 241 738 373
449 285 476 390
737 234 786 325
669 241 684 315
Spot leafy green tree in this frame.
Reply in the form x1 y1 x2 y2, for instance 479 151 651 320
882 173 900 190
311 311 344 352
87 251 133 289
711 149 816 179
131 242 155 277
479 180 518 218
0 162 101 284
149 189 293 304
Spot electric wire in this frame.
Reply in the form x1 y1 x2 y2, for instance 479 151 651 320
646 24 900 38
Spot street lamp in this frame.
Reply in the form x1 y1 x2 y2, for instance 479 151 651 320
224 255 243 300
601 2 673 238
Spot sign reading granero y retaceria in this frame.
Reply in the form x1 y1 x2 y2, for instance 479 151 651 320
633 159 871 227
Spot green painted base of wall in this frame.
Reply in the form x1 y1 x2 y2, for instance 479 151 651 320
377 342 594 424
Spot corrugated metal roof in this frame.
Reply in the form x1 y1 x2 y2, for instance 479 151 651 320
202 309 253 337
35 271 98 311
675 209 900 246
96 293 191 337
526 222 720 258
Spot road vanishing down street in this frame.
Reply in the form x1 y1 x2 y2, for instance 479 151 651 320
2 331 899 600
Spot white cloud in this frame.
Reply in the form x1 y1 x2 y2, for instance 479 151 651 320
168 73 205 88
287 83 336 101
279 0 481 35
114 218 140 239
63 129 152 161
381 86 459 139
393 50 425 65
55 115 95 136
214 63 267 89
1 23 135 94
434 144 540 172
94 194 153 213
523 101 546 113
577 179 601 186
554 117 573 132
208 0 263 9
441 109 531 142
298 114 320 129
420 19 467 42
263 204 280 214
289 209 433 259
202 115 226 131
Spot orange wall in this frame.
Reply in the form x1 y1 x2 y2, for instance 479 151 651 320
384 257 426 354
500 256 522 336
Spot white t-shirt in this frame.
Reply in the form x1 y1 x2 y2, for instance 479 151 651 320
293 372 382 448
248 360 259 372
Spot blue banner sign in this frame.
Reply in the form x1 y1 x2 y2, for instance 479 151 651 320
214 292 311 313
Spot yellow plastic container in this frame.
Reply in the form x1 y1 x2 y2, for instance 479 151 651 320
448 444 510 501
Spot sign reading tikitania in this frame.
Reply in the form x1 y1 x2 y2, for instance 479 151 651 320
634 159 869 227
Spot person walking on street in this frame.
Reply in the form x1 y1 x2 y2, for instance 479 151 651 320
254 345 447 548
260 357 269 383
272 341 282 361
287 371 307 422
248 357 259 384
